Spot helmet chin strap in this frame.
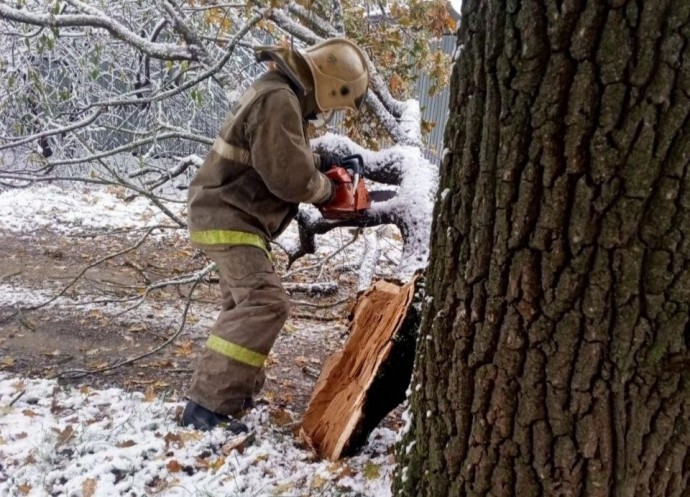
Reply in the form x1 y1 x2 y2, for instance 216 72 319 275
309 110 335 128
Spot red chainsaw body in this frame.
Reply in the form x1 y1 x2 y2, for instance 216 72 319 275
319 166 372 220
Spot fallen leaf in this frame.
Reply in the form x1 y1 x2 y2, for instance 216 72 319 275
128 324 147 333
82 478 97 497
79 385 92 395
117 440 137 448
15 432 28 440
180 431 203 444
163 432 184 449
173 341 194 357
209 456 226 472
148 359 174 368
221 432 254 456
55 425 74 447
17 484 31 495
363 462 380 480
166 460 182 473
22 409 39 418
270 409 293 427
11 381 25 391
336 465 357 480
50 397 65 414
1 357 16 368
311 475 327 489
144 385 156 402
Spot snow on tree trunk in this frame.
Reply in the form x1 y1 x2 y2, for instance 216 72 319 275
396 0 690 495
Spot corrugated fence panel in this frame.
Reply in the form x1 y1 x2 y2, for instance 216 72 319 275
415 34 456 164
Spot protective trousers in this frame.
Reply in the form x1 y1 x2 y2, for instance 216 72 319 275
188 246 289 416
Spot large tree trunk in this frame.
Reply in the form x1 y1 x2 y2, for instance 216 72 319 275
395 1 690 496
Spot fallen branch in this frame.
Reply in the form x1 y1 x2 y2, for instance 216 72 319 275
50 263 213 380
284 282 339 295
21 227 158 312
290 297 350 309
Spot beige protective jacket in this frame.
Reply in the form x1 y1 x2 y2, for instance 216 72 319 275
187 71 332 251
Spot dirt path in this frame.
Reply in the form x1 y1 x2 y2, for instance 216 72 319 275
0 228 356 417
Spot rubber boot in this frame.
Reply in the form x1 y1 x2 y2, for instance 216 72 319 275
181 400 248 434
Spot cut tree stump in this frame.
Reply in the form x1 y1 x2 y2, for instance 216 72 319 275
300 276 422 460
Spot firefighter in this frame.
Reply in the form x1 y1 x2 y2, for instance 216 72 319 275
182 38 370 432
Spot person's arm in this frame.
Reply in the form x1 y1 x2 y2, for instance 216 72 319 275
245 89 333 204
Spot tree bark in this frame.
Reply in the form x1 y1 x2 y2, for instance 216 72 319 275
396 1 690 496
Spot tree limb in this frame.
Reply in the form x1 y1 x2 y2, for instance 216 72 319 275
0 3 198 60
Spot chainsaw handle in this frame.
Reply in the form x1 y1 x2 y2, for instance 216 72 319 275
338 154 364 177
338 154 364 191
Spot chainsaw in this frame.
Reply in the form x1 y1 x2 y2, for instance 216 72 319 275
318 154 371 220
318 154 397 220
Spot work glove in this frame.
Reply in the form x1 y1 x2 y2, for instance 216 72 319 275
318 152 342 172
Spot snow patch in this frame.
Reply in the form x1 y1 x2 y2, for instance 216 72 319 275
0 185 182 235
0 374 397 496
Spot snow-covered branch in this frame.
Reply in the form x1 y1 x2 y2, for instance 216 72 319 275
0 3 199 61
0 109 104 152
307 133 438 278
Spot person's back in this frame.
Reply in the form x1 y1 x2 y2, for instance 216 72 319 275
187 70 331 249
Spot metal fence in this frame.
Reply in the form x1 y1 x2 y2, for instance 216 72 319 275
415 35 456 163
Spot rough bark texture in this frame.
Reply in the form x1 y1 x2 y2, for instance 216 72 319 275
395 1 690 496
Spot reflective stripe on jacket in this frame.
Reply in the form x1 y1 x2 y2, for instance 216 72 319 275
187 71 332 251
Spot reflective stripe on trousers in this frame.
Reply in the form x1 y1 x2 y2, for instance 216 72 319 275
189 229 273 260
205 335 266 368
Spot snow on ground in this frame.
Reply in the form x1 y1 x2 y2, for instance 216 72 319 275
0 185 183 235
0 374 396 497
0 185 404 496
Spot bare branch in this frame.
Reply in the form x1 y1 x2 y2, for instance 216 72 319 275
284 282 339 295
0 3 199 60
287 4 337 38
0 109 104 152
43 132 209 167
331 0 345 34
155 0 209 60
78 10 265 111
51 263 214 380
21 227 158 312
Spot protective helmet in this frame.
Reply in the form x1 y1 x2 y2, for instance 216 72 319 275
298 38 369 113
